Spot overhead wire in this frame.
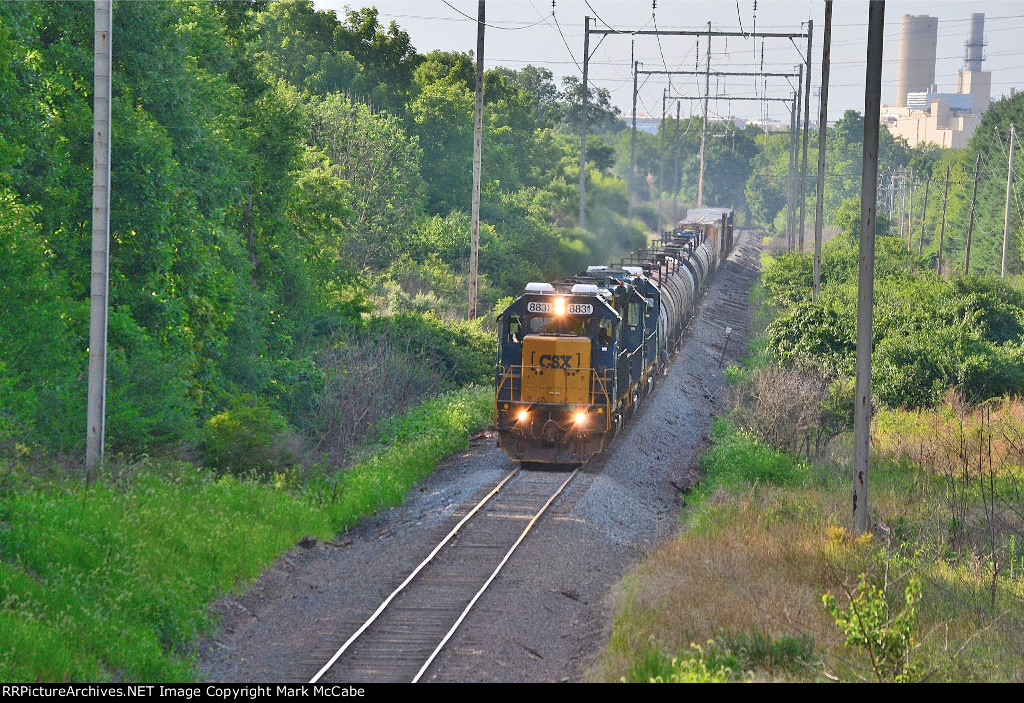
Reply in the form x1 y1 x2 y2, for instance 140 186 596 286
548 1 583 74
440 1 549 31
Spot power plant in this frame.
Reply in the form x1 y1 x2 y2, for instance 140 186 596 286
885 12 993 148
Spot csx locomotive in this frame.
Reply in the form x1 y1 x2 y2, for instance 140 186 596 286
495 208 734 464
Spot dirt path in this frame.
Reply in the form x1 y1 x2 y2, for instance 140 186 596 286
196 230 762 683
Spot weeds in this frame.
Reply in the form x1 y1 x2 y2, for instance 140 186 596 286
0 386 492 682
823 575 921 682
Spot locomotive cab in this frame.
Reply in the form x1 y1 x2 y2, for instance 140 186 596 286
496 283 619 464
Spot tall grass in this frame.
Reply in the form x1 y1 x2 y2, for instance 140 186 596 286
596 418 1024 682
0 385 492 682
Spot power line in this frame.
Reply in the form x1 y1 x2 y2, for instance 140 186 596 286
550 2 583 74
440 1 549 31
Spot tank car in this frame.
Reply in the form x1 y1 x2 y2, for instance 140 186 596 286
494 207 734 464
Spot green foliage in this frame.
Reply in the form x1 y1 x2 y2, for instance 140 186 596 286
698 419 806 490
308 92 425 270
627 643 735 683
355 313 493 388
823 576 922 682
203 397 294 475
715 629 815 675
0 462 333 681
762 235 1024 408
0 385 492 682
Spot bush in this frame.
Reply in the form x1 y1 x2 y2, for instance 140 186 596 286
202 397 298 475
725 364 844 458
699 419 805 488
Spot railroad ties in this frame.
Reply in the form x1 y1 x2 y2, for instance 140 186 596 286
308 468 580 683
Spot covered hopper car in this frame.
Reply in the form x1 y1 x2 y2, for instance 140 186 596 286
495 207 734 464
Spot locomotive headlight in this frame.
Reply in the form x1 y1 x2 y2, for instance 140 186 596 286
574 411 586 425
554 297 566 316
518 410 529 422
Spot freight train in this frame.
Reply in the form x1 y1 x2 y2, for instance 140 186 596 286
494 208 734 464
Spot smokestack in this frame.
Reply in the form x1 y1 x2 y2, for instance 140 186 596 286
964 12 985 71
897 15 938 107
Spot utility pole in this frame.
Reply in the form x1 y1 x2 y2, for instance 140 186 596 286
786 89 798 250
853 0 884 537
468 0 484 321
813 0 832 303
1003 124 1016 277
672 101 681 225
578 16 590 229
898 169 906 242
799 20 813 251
697 22 712 208
627 51 638 233
938 163 950 274
964 150 982 274
791 63 803 248
659 88 667 231
918 177 930 257
907 174 915 251
86 0 112 472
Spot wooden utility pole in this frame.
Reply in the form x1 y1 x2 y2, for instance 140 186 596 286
853 0 884 537
697 22 712 208
918 177 930 256
86 0 112 471
938 164 950 274
1003 124 1016 277
468 0 484 320
813 0 832 303
799 20 814 251
578 16 590 229
627 52 638 232
964 151 982 274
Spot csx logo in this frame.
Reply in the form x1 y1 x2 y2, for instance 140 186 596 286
538 354 573 369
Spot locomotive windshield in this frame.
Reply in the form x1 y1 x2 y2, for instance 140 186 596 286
525 315 589 336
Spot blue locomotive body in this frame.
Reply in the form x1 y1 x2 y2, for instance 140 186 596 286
494 208 734 464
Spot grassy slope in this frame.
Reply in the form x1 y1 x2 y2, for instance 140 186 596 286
597 245 1024 682
599 419 1024 682
0 385 492 682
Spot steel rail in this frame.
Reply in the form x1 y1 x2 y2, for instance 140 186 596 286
308 466 521 683
412 467 581 683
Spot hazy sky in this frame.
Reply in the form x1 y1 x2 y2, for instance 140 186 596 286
313 1 1024 125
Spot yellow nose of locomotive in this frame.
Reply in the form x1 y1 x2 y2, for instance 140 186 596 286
521 335 592 404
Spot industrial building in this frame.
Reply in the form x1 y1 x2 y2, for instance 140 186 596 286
883 12 992 149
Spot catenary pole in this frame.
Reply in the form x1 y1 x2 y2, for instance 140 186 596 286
86 0 112 472
578 16 590 229
853 0 885 536
659 88 667 231
468 0 484 320
799 19 813 251
628 51 638 231
786 88 798 250
813 0 832 303
964 151 982 274
697 22 711 208
909 172 917 250
918 176 930 257
938 164 950 273
672 101 681 225
1003 125 1016 277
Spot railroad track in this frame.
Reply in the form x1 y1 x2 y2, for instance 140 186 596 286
308 466 582 683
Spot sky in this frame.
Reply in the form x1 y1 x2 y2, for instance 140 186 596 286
312 0 1024 127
